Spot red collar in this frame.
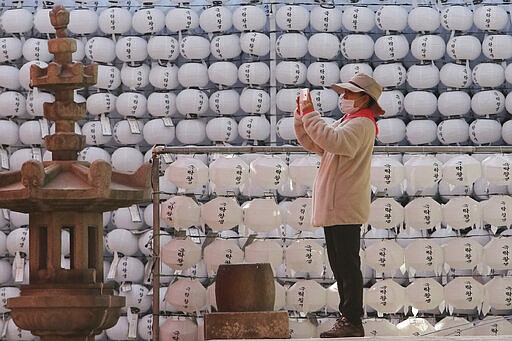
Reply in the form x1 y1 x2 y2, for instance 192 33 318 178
341 108 378 135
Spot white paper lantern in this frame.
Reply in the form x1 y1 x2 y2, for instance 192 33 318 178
404 91 437 118
210 34 240 60
239 32 270 57
147 36 179 61
112 255 144 283
115 36 148 63
405 278 444 312
143 118 176 145
372 62 406 88
404 239 444 276
471 90 505 117
441 5 473 32
288 155 320 188
469 119 501 145
470 315 512 336
165 157 208 190
176 119 207 145
98 7 131 34
307 62 339 87
368 197 404 230
199 5 232 33
208 89 239 116
366 279 405 314
68 8 98 35
406 120 437 145
176 89 208 117
22 38 51 62
25 90 54 118
444 277 484 313
159 317 197 341
275 32 308 59
18 120 45 146
105 228 138 257
341 6 375 32
472 62 505 88
286 279 326 312
33 8 55 34
0 120 18 145
115 92 147 118
131 7 165 35
112 119 144 145
238 115 270 141
111 147 144 173
148 63 179 90
275 4 309 31
404 197 442 231
408 6 440 33
232 5 266 32
340 34 373 61
161 195 201 230
162 238 201 270
339 63 373 82
177 63 208 88
238 62 270 86
120 63 150 90
481 154 512 186
437 91 470 118
442 196 481 230
308 34 341 61
203 238 244 275
201 196 242 231
166 278 206 313
165 7 199 32
86 92 116 116
443 154 481 187
19 61 47 90
5 318 34 341
407 63 440 89
376 118 406 145
483 237 512 271
208 61 238 86
375 5 408 32
370 155 405 192
362 318 399 337
0 8 33 34
275 61 307 86
249 156 289 190
397 317 436 336
374 35 409 61
275 117 295 141
205 117 238 143
242 197 281 233
404 155 442 192
310 6 342 32
474 5 508 31
444 237 483 272
446 35 481 61
365 239 404 274
91 64 120 90
481 195 512 227
437 119 470 145
434 316 471 336
284 197 313 232
209 155 249 190
276 88 300 113
240 88 270 114
439 62 472 89
244 240 283 272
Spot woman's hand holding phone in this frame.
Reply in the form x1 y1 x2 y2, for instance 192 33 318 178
298 88 314 115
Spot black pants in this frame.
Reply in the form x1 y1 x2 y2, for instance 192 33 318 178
324 224 363 325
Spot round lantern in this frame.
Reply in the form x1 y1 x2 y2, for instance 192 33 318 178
177 63 208 88
339 63 373 82
18 120 45 146
0 120 18 145
120 63 150 90
276 88 300 113
238 115 270 141
307 62 339 87
404 91 437 117
115 92 147 118
203 238 244 275
208 61 238 86
206 117 238 143
22 38 51 62
92 64 120 90
484 277 512 313
239 32 270 57
201 196 242 231
286 279 326 313
244 240 283 272
84 37 116 63
112 255 144 283
411 35 445 62
33 8 55 34
159 318 197 341
142 118 176 145
112 119 144 145
471 90 505 117
310 5 342 32
442 196 481 230
370 155 405 192
25 90 54 118
238 62 270 86
288 155 320 188
404 197 442 231
276 117 295 141
481 154 512 186
275 61 307 86
0 287 19 314
444 237 483 272
242 197 281 233
406 119 438 145
0 8 33 34
368 197 404 230
240 88 270 114
408 6 440 33
374 35 409 61
308 33 340 60
232 5 266 32
176 119 207 145
481 195 512 227
441 5 473 32
275 4 309 31
165 7 199 32
149 63 179 90
404 155 442 192
442 154 481 187
437 119 470 145
407 63 440 89
446 35 481 61
341 6 374 32
210 34 241 60
145 92 175 118
362 318 399 337
161 195 201 230
78 147 111 164
209 155 249 190
366 279 405 314
120 283 152 313
310 88 338 114
98 7 131 34
105 228 138 257
250 156 288 190
365 239 404 274
86 92 116 116
437 91 470 118
166 278 206 313
19 61 48 90
165 157 208 190
372 62 406 88
404 239 444 276
176 89 208 117
161 238 201 270
208 89 239 116
472 62 505 88
405 278 444 312
132 7 165 34
340 34 374 61
444 277 484 313
469 119 501 145
115 36 148 63
275 32 308 59
440 62 472 88
503 118 512 144
474 5 508 31
376 118 407 144
284 197 314 232
375 5 408 32
147 36 179 61
483 237 512 271
110 206 145 231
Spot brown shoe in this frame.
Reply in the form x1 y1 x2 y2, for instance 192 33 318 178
320 317 365 338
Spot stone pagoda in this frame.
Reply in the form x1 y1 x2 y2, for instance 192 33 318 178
0 5 151 340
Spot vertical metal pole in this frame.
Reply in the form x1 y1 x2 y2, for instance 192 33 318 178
151 152 161 341
268 0 277 145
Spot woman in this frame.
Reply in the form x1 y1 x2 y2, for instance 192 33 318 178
293 73 384 338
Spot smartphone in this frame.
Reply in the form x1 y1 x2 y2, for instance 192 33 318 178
299 88 310 103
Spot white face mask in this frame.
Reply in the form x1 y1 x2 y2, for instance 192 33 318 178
341 99 359 115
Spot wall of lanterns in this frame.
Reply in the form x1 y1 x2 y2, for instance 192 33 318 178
1 0 512 339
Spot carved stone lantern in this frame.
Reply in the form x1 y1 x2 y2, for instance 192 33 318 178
0 6 151 340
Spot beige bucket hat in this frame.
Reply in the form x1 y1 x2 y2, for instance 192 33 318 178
331 73 385 115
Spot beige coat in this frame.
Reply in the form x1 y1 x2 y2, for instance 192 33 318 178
294 110 375 227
